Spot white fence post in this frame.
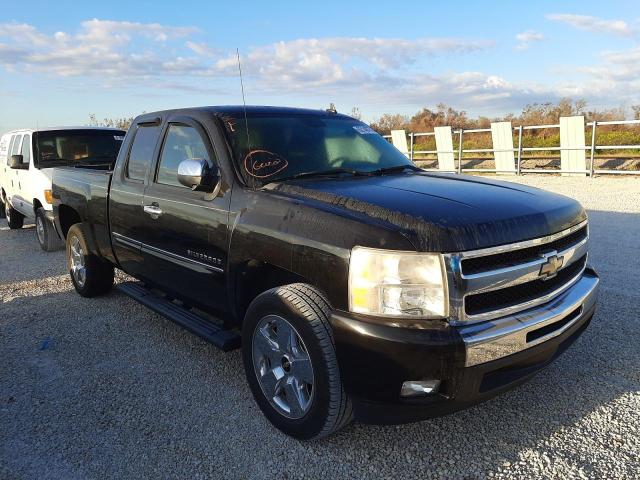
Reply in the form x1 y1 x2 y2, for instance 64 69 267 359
560 116 587 176
434 126 456 172
390 130 409 157
491 121 516 174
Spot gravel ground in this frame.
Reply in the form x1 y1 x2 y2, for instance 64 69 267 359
1 176 639 479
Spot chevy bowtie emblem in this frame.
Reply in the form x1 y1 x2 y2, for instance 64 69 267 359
539 251 564 280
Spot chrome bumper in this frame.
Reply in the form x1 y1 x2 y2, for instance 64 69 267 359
458 268 599 367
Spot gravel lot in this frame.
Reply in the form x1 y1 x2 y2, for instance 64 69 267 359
1 176 639 479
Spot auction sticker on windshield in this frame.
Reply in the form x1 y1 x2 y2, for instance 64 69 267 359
353 125 377 135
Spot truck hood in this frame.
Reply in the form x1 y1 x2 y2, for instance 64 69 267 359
270 172 586 252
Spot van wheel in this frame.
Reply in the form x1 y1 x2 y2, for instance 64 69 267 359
66 224 114 297
0 200 5 219
242 283 353 440
5 199 24 229
36 208 62 251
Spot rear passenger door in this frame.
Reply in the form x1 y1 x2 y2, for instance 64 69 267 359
110 121 162 279
138 116 231 313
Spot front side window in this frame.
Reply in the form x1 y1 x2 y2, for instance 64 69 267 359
34 129 124 169
222 113 413 186
5 135 15 160
10 134 22 156
156 124 211 187
127 125 160 181
21 134 31 165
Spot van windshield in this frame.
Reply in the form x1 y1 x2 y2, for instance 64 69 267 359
35 129 125 168
221 113 414 186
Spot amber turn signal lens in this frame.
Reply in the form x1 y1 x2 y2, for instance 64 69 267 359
44 190 53 204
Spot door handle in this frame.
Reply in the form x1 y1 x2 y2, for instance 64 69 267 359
143 204 163 217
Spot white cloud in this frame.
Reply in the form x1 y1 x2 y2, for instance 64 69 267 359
0 21 493 89
217 37 494 88
515 30 545 50
186 41 219 57
0 19 199 77
546 14 634 37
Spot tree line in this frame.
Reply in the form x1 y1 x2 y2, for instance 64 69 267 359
368 98 640 135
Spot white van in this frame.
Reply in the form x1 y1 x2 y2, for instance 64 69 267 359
0 127 125 250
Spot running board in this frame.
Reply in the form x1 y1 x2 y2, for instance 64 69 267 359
117 281 241 352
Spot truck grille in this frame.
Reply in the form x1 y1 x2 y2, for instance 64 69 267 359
465 254 587 316
461 226 588 275
446 220 589 323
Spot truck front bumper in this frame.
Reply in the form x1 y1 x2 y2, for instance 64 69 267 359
330 267 599 425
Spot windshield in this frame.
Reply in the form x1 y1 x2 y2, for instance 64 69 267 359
221 114 414 185
35 129 125 168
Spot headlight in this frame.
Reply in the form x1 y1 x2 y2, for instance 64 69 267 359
348 246 448 318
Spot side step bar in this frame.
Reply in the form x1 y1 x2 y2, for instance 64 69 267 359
117 281 241 352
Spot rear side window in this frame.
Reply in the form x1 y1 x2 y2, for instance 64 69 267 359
21 135 31 165
126 125 160 181
156 124 212 187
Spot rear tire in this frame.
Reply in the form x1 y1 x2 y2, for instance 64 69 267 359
242 283 352 440
5 199 24 229
36 208 62 251
66 223 114 297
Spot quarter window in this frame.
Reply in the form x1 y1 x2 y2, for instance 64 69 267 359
126 125 160 181
156 124 212 187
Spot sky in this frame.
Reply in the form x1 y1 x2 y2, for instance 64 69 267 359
1 0 640 132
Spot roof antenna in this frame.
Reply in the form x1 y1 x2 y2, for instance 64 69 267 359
236 48 251 149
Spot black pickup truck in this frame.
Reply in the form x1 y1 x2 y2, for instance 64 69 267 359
52 106 599 439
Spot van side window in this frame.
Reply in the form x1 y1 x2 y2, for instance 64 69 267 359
6 136 16 163
126 125 160 181
21 135 31 165
10 135 22 156
156 124 212 187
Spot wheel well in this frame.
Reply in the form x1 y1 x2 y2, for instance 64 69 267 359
235 261 310 322
33 198 42 214
58 205 81 240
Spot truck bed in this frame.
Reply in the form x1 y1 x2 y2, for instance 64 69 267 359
52 166 114 259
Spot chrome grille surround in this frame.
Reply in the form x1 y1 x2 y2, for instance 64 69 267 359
444 219 589 325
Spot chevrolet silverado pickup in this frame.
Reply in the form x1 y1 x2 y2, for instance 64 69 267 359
52 106 599 439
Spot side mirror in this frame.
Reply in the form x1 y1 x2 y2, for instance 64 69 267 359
8 154 27 169
177 158 219 192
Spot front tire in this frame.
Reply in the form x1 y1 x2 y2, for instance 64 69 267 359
242 283 352 440
36 208 62 251
5 199 24 229
66 224 114 297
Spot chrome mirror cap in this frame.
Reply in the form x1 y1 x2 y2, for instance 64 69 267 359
177 158 209 190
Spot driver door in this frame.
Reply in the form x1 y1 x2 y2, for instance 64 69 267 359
138 116 231 313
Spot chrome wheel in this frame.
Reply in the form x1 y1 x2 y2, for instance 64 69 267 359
252 315 314 419
69 235 86 287
36 215 45 244
5 201 10 223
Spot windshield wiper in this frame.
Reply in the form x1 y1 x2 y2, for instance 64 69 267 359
276 168 369 182
368 165 418 175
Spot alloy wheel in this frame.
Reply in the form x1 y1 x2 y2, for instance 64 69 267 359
252 314 315 419
69 235 86 287
36 216 45 244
